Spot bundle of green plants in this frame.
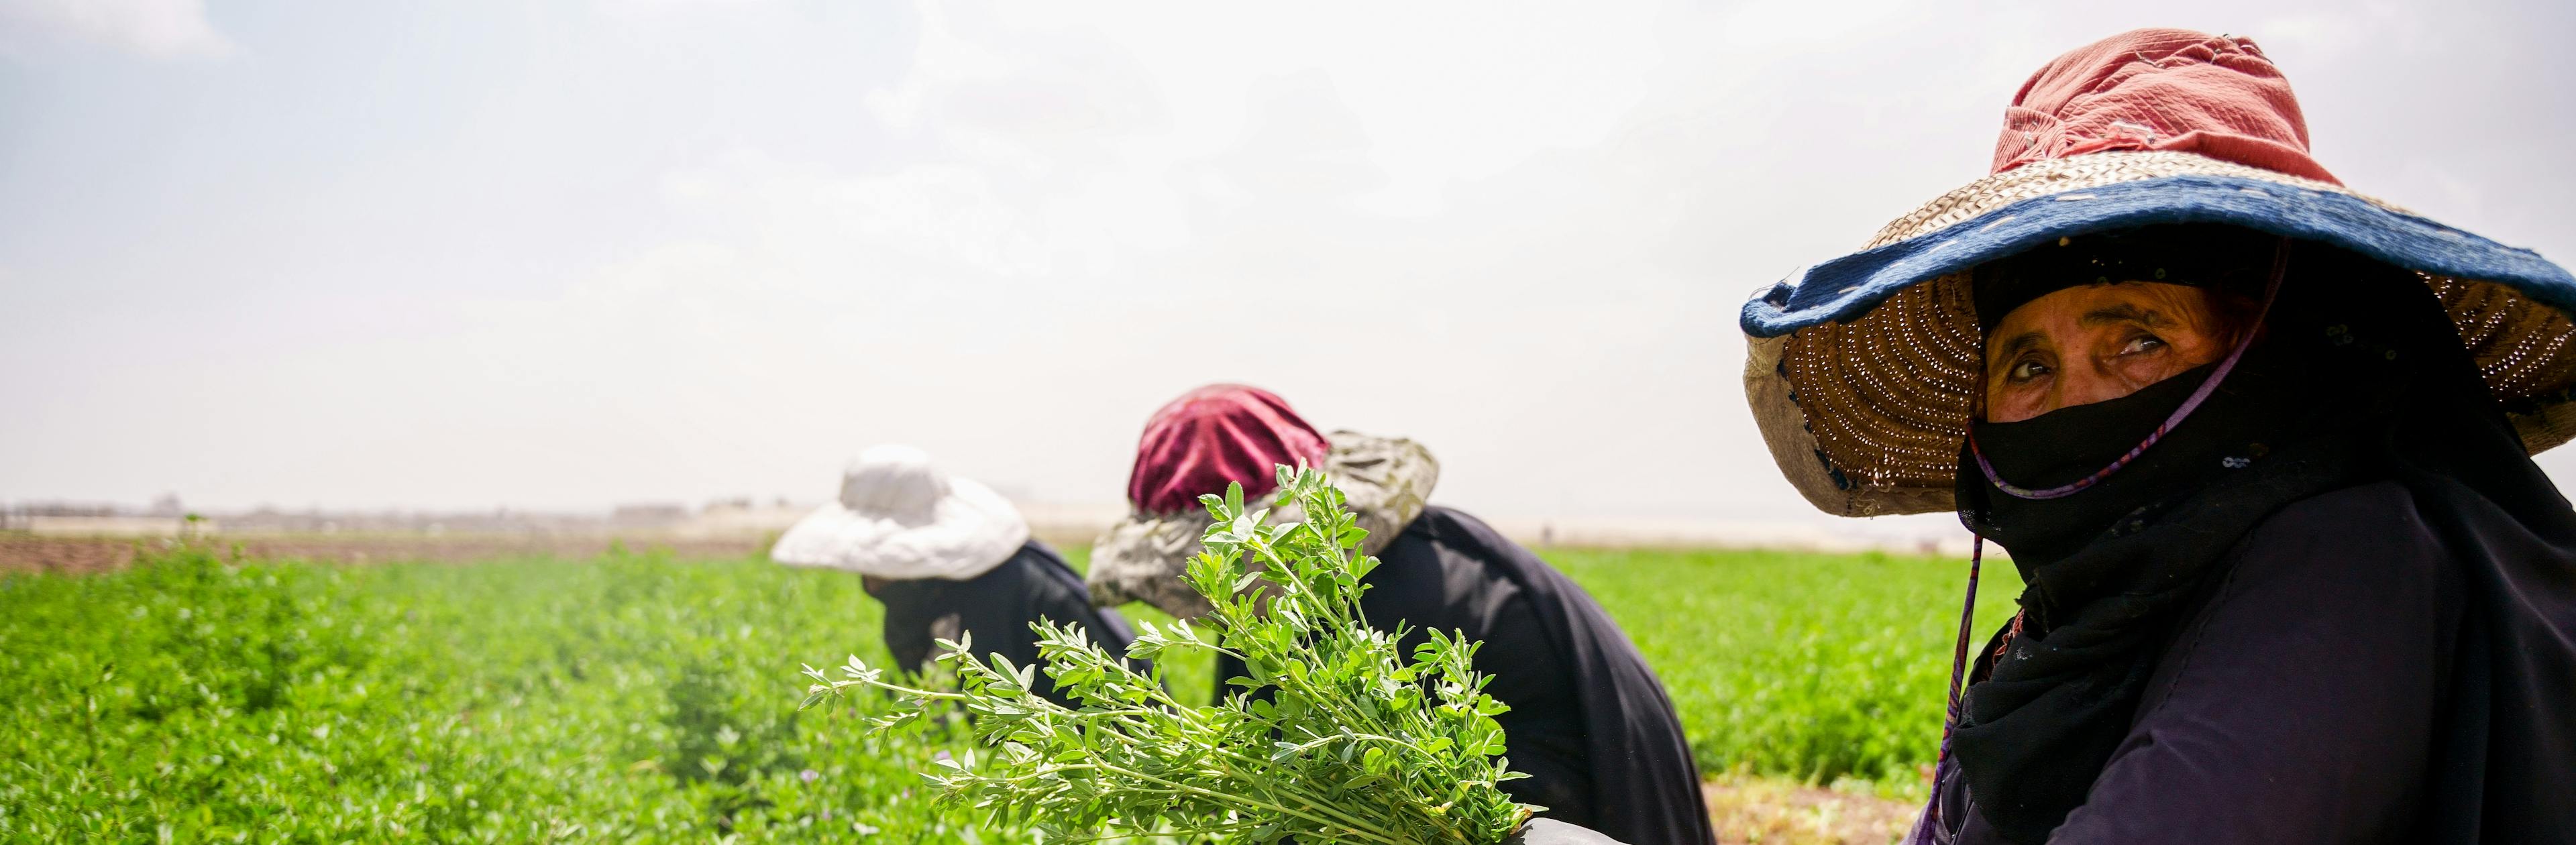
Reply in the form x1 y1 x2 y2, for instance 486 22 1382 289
801 466 1536 844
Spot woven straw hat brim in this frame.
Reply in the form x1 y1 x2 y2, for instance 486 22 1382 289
1741 150 2576 517
768 476 1031 579
1085 431 1438 618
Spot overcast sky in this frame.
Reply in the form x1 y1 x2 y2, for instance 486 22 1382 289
4 0 2573 534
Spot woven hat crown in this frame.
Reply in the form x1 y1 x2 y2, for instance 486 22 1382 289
840 444 951 522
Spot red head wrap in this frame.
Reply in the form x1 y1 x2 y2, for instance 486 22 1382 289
1124 384 1330 515
1994 27 2335 184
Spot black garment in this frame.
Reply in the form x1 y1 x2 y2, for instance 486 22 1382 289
1214 506 1715 845
872 539 1146 709
1936 237 2576 842
1939 482 2464 844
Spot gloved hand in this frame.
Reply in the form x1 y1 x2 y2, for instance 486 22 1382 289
1503 819 1629 845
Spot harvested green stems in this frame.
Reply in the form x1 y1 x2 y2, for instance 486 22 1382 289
801 466 1535 844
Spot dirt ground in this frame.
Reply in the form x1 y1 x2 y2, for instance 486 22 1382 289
0 534 769 575
1705 777 1917 845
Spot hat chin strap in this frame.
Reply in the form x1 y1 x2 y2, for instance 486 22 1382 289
1967 235 2293 501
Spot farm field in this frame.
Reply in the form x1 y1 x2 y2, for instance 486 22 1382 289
0 541 2019 844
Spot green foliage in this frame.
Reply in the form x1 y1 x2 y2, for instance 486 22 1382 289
0 543 1032 843
0 527 2012 841
1548 546 2021 794
806 468 1533 844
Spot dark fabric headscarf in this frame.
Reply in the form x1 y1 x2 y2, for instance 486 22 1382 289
1946 225 2576 842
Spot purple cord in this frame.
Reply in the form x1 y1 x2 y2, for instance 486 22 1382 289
1945 536 1984 723
1904 534 1985 845
1970 237 2293 500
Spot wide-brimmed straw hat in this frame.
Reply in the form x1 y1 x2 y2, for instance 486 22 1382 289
1740 28 2576 517
1086 385 1438 618
769 444 1030 580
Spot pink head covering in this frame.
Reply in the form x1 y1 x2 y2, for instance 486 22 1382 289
1993 28 2336 184
1125 384 1331 515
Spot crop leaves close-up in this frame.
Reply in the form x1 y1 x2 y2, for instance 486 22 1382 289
804 466 1534 844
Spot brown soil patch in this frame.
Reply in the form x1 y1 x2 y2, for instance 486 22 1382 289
0 535 139 575
1705 777 1917 845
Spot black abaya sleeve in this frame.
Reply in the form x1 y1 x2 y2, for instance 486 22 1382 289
1014 541 1149 706
874 541 1149 710
1400 508 1715 845
1474 587 1597 826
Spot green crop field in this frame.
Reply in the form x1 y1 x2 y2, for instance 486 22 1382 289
1546 547 2022 788
0 541 2019 843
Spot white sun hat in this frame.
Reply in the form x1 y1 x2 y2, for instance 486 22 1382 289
768 444 1031 580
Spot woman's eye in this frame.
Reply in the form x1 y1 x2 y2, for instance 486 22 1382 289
2006 359 2050 383
2118 334 2167 355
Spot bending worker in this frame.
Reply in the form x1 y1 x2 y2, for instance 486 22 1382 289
1085 384 1715 845
772 444 1146 708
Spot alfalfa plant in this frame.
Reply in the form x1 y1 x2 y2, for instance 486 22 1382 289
800 465 1536 844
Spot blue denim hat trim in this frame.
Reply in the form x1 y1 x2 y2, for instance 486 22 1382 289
1740 173 2576 338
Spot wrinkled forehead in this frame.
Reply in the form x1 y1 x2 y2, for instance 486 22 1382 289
1984 280 2233 349
1998 280 2219 322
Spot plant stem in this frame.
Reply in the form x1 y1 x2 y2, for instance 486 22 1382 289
1086 760 1405 845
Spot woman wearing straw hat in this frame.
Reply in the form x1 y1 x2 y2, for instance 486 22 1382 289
1723 28 2576 845
771 444 1146 709
1085 384 1715 845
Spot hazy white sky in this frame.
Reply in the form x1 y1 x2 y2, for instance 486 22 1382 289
4 0 2573 534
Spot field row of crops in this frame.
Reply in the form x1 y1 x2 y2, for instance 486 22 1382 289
0 541 2019 842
